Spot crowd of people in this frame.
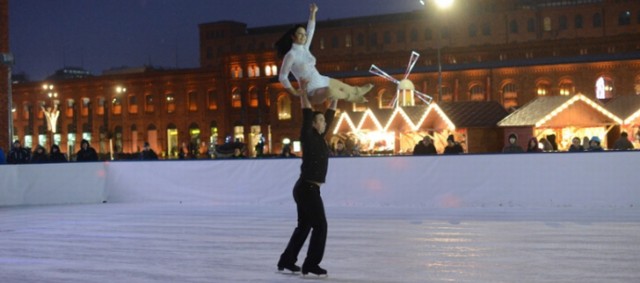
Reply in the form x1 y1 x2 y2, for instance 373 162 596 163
500 132 635 153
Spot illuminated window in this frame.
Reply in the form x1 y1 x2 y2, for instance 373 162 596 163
537 82 550 96
128 94 138 114
247 64 260 77
265 65 272 76
271 65 277 76
145 94 155 113
559 81 573 96
595 77 614 99
345 34 352 47
378 89 394 109
207 90 218 110
277 93 291 120
186 91 197 112
111 97 121 115
97 97 105 115
634 76 640 95
249 87 259 108
67 99 75 118
231 66 243 78
234 125 244 142
441 86 453 102
37 101 44 119
166 95 175 113
81 98 90 117
320 38 325 50
543 17 552 31
231 88 242 108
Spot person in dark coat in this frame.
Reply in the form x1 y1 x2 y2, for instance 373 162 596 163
502 133 524 153
588 136 605 152
567 137 584 152
76 139 99 162
527 137 543 153
413 136 437 155
7 140 30 164
0 146 6 164
278 84 337 277
280 144 297 158
613 132 634 150
140 142 159 160
31 145 49 163
443 134 464 155
49 144 68 162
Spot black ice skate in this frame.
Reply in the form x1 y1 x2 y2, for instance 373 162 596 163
301 265 327 277
277 263 301 273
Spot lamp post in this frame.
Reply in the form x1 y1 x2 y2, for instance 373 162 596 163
420 0 454 102
41 83 60 150
1 52 13 148
111 85 126 159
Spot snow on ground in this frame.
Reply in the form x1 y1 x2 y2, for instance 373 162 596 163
1 203 638 283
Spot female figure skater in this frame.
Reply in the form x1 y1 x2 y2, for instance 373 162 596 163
276 3 373 105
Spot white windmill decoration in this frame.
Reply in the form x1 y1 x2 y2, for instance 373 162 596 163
369 51 433 108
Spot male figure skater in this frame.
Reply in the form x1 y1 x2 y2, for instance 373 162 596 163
277 83 336 277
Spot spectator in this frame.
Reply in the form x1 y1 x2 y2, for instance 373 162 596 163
443 134 464 155
280 145 297 158
613 132 634 150
527 137 543 153
539 138 553 152
254 136 265 158
199 141 210 159
140 142 159 160
49 144 68 162
414 136 437 155
76 139 99 162
547 134 558 151
0 146 6 164
31 145 49 163
231 147 245 158
567 137 584 152
588 136 604 152
333 140 349 156
8 140 30 164
502 133 524 153
582 137 590 152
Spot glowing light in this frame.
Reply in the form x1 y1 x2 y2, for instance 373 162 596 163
357 109 384 131
434 0 454 9
534 94 622 127
333 112 358 134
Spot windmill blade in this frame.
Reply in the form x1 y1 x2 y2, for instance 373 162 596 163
414 90 433 104
403 51 420 80
390 95 399 108
369 65 399 84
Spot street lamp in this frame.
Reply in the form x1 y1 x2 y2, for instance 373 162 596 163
41 83 60 149
420 0 455 102
1 52 14 148
110 85 126 159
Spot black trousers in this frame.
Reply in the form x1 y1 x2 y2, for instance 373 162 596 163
279 178 327 267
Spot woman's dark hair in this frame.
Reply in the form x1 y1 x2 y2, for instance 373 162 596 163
275 24 305 59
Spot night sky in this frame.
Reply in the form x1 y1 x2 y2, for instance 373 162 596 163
9 0 423 81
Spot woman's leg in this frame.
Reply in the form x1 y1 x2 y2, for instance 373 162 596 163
327 79 373 103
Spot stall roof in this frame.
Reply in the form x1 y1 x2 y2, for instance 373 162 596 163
438 101 509 128
604 95 640 124
498 94 622 127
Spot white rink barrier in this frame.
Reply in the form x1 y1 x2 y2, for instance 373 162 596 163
1 151 639 208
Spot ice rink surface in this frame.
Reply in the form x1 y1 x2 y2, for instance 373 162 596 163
1 203 638 283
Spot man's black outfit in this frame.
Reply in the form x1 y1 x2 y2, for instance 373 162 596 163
278 107 334 275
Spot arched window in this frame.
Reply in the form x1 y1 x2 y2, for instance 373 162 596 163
470 85 485 101
595 76 614 100
277 93 291 120
536 81 551 96
502 83 518 109
559 80 574 96
378 89 394 109
231 88 242 108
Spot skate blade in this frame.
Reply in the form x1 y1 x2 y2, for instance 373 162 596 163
302 273 328 279
276 270 300 275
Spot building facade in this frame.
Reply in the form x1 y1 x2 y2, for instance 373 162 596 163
1 0 10 151
10 0 640 157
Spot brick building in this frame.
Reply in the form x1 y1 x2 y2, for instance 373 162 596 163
9 0 640 157
1 0 10 151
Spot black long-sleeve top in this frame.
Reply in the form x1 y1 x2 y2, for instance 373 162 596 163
299 107 335 183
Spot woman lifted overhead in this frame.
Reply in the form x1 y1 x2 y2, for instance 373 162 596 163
276 3 373 105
